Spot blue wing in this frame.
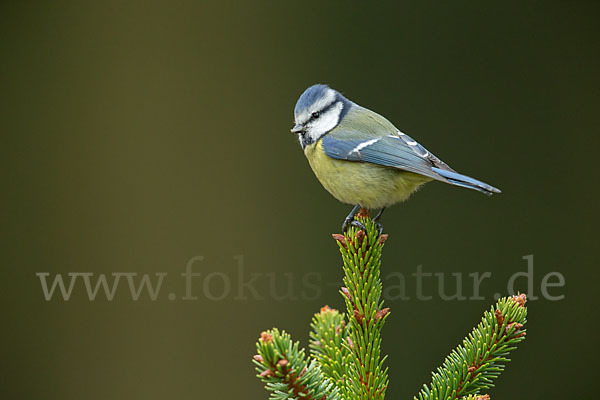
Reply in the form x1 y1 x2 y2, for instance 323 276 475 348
322 131 451 180
321 129 501 195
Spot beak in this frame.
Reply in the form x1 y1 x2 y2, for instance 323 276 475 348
291 124 304 134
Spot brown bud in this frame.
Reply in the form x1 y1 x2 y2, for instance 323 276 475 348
320 305 335 313
468 365 476 374
253 354 264 363
313 340 321 347
277 359 288 368
357 208 370 218
375 307 390 322
494 308 504 325
341 287 351 300
347 337 354 350
355 229 366 247
512 292 527 307
260 369 274 377
353 308 364 325
260 331 273 343
332 234 348 249
506 322 524 336
378 234 389 245
475 395 490 400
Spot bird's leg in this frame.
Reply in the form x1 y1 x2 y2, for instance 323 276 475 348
373 207 385 236
373 207 385 221
342 205 366 233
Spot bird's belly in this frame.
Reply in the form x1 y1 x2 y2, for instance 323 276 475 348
305 141 431 209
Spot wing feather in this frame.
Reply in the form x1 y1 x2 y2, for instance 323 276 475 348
319 105 455 181
322 134 447 181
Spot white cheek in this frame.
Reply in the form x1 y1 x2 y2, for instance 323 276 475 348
307 102 343 142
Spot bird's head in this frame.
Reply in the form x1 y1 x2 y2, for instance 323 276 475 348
292 84 349 149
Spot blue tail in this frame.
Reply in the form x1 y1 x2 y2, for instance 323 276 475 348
431 167 501 196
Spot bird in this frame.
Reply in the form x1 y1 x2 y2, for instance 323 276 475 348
291 84 501 233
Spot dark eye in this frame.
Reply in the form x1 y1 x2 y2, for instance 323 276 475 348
311 111 321 119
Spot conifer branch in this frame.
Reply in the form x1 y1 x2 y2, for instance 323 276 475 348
253 329 341 400
252 210 528 400
333 211 390 400
309 306 351 398
414 294 528 400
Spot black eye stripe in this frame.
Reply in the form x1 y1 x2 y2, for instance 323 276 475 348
310 101 339 122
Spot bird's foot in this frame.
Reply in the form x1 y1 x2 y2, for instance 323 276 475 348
342 205 362 233
349 219 368 233
342 215 367 233
341 206 384 235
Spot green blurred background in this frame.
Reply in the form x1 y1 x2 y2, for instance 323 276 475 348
2 1 598 399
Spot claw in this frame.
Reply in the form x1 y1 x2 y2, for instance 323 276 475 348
350 219 367 233
374 221 383 236
373 207 385 236
342 205 362 232
341 205 384 235
341 217 352 233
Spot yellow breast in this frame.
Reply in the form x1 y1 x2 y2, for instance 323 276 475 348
304 140 431 209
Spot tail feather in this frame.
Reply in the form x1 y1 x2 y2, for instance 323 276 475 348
431 167 501 196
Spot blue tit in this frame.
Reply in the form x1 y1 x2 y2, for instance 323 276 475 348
291 84 501 232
